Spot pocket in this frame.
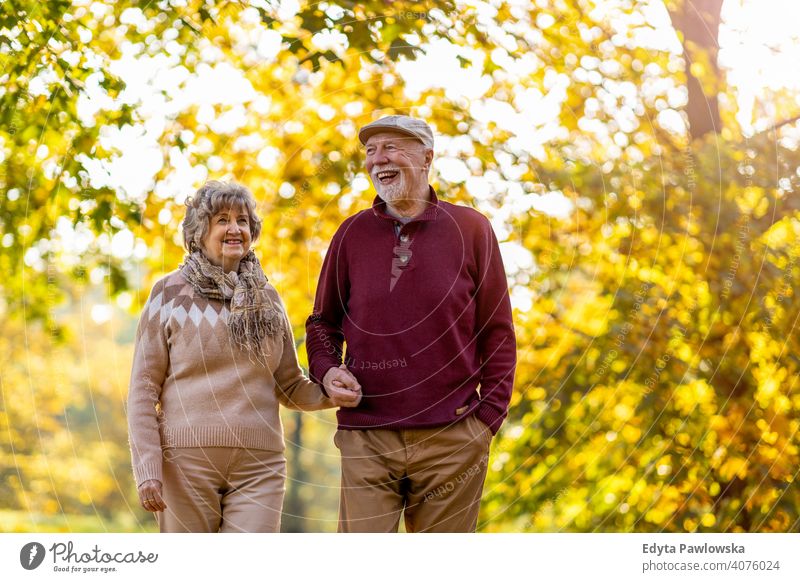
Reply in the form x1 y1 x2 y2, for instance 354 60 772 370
465 414 492 448
333 429 342 450
477 416 493 448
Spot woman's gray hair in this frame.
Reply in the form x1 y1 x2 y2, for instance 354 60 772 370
181 181 262 252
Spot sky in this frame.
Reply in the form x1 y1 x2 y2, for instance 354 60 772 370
719 0 800 134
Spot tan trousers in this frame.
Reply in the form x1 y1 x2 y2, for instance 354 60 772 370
157 447 286 533
335 414 492 533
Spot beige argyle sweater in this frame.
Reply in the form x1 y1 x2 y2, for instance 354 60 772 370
127 270 331 486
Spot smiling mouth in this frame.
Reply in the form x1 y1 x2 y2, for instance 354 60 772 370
376 170 399 184
224 239 243 245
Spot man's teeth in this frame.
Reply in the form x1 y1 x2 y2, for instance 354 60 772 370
377 171 398 179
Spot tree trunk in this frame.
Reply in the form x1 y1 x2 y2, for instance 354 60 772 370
669 0 724 139
280 411 306 532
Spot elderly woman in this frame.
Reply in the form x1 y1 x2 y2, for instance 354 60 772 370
127 181 360 532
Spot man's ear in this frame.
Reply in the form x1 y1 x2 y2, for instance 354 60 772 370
424 148 434 171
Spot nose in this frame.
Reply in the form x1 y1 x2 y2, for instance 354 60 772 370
370 148 389 166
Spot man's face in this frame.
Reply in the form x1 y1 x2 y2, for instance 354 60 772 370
365 131 433 204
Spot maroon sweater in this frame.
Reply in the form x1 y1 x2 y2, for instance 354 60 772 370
305 188 516 434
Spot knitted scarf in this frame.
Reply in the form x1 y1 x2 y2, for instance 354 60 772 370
179 250 283 360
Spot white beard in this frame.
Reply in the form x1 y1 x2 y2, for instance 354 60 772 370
374 167 426 206
375 178 406 203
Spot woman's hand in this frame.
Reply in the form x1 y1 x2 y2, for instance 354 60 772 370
138 479 167 512
324 365 362 408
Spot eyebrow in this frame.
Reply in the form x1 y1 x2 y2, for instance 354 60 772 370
365 140 399 149
214 209 248 217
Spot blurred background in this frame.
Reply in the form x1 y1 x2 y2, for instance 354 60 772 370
2 0 800 532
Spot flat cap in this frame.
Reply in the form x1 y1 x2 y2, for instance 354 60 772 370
358 115 434 150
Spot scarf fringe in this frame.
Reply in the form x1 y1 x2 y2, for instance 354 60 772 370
179 250 282 363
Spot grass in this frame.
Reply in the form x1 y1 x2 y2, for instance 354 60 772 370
0 509 157 533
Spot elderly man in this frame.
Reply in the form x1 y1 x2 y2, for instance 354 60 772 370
305 115 516 532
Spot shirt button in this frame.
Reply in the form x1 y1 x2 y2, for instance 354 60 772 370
400 234 409 243
400 255 409 263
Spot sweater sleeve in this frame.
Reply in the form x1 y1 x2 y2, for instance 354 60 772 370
472 218 517 434
127 280 169 487
305 226 349 384
274 300 334 411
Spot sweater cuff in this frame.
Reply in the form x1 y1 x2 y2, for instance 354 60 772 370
475 404 504 435
133 461 163 487
310 358 342 386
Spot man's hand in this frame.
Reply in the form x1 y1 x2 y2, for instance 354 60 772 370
138 479 167 512
324 364 362 408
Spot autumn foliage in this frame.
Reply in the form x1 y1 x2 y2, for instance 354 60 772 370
2 0 800 532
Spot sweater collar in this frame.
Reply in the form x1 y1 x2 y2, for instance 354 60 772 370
371 186 440 223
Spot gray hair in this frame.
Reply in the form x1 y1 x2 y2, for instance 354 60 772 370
181 181 262 252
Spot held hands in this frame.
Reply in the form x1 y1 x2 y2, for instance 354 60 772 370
323 364 362 408
138 479 167 512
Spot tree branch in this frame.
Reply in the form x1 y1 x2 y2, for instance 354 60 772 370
760 114 800 136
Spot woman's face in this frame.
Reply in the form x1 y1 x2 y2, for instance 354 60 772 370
201 206 252 272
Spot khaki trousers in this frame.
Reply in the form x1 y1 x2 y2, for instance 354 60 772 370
335 414 492 532
157 447 286 533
